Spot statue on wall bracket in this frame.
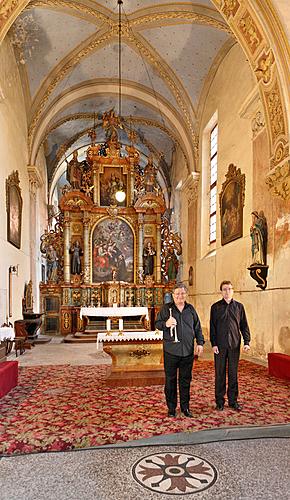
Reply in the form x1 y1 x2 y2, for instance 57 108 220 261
247 210 269 290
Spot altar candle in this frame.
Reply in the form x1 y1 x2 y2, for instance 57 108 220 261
106 319 111 331
119 319 123 331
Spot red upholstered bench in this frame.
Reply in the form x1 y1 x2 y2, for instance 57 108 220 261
268 353 290 381
0 361 18 398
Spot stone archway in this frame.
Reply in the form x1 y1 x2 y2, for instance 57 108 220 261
1 0 289 199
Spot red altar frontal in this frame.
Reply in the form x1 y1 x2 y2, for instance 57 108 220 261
39 111 182 337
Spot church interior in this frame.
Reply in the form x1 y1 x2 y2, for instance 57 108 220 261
0 1 289 498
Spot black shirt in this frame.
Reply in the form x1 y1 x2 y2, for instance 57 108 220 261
155 301 204 357
210 298 250 349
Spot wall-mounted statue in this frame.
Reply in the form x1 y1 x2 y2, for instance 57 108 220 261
248 210 268 290
70 240 83 275
143 241 156 276
250 211 267 266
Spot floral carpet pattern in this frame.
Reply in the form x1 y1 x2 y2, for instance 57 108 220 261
0 360 289 456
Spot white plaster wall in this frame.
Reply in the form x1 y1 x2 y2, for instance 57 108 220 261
192 42 290 358
193 43 262 348
0 38 30 324
170 144 189 284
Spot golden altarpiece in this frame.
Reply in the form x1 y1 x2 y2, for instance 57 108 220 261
39 111 182 337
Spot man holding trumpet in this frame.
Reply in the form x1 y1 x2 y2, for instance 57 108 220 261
155 283 204 418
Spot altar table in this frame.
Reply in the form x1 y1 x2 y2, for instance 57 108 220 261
80 306 149 331
96 330 163 350
97 330 164 373
0 327 15 341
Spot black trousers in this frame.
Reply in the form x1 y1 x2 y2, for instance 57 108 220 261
164 351 194 411
214 346 240 405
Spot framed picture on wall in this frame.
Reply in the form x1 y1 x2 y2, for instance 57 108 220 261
6 171 23 249
219 164 245 246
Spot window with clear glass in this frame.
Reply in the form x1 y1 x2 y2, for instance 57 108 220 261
209 124 218 243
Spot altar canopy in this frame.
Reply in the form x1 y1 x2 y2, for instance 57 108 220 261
39 111 182 336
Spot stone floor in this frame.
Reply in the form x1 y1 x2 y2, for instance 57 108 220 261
1 431 289 499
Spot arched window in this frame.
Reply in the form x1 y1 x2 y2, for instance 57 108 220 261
209 124 218 243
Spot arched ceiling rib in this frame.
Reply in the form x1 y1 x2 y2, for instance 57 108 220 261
7 0 234 185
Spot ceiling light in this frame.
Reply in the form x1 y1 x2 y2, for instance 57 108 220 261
115 190 126 203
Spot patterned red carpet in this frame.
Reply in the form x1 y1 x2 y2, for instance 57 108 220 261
0 360 289 456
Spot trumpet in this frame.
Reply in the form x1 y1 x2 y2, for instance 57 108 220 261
169 308 180 343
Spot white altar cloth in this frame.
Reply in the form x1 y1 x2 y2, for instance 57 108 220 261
80 306 149 320
96 330 163 350
0 327 15 341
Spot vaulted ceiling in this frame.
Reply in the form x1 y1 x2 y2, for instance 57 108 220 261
8 1 234 190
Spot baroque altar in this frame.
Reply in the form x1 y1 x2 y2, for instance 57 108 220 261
39 111 182 338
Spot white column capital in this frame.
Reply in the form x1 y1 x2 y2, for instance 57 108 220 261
181 172 200 206
27 165 43 196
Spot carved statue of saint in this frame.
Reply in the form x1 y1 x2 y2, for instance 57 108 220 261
70 240 83 275
66 151 81 190
165 248 179 281
46 245 58 282
143 241 156 276
250 211 267 266
144 156 157 193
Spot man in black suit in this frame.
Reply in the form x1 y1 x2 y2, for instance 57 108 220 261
210 280 251 411
155 284 204 418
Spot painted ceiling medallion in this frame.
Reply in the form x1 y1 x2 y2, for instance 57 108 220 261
132 452 217 495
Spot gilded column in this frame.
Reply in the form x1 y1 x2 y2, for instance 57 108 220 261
83 213 90 284
138 213 144 278
93 163 100 205
63 214 71 283
156 218 161 283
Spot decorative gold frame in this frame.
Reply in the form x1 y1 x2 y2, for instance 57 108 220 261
219 164 245 246
90 215 136 284
6 170 23 249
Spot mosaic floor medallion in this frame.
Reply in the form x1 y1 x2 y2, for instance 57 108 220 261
132 452 218 495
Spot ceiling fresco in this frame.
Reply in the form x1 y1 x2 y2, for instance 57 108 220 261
7 0 234 190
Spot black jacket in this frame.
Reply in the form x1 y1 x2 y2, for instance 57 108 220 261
210 298 251 349
155 301 204 357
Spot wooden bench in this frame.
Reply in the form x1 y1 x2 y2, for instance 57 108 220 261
0 361 18 398
268 353 290 381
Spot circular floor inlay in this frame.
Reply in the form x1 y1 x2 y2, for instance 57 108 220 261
132 452 218 495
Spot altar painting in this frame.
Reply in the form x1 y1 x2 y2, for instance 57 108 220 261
92 218 134 283
100 168 126 206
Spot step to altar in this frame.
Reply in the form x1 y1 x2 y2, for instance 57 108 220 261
64 328 148 343
105 369 165 387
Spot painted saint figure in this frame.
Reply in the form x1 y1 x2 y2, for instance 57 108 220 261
250 211 267 266
143 241 156 276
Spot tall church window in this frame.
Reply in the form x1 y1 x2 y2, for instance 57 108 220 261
209 124 218 243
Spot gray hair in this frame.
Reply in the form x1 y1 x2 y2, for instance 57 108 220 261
172 283 188 293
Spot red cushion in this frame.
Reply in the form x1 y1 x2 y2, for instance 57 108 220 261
268 353 290 381
0 361 18 398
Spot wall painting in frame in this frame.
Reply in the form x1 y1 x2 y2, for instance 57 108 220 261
219 164 245 246
6 170 23 249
